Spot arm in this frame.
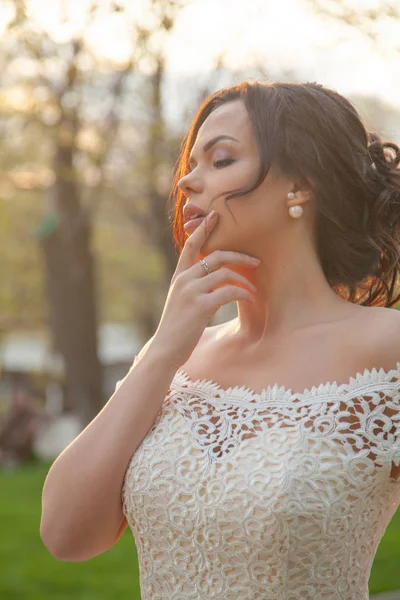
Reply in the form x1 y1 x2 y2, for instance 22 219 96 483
40 337 178 562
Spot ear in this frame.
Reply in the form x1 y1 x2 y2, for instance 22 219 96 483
287 188 313 210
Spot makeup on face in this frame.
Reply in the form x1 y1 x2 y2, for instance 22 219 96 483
188 135 240 171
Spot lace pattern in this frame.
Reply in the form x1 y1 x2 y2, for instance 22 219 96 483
121 361 400 600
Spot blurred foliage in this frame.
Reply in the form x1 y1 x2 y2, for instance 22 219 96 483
0 0 188 337
306 0 400 62
0 190 47 330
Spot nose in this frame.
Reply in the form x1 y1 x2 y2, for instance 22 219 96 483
177 170 203 198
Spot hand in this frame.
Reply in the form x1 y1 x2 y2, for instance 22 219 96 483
151 210 260 369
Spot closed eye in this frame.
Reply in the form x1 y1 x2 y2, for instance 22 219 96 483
213 159 235 169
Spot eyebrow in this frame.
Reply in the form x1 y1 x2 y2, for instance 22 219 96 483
188 135 239 165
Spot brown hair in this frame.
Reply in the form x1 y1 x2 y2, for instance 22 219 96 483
168 80 400 307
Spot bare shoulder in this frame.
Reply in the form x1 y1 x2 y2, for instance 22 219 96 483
195 319 236 356
368 305 400 335
199 308 400 374
366 306 400 371
202 323 218 344
203 319 236 344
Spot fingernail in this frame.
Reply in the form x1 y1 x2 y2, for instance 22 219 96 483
251 257 261 264
208 210 217 219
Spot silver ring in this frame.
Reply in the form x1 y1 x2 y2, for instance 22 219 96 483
199 258 212 274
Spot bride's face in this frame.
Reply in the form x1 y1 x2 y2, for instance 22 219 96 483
177 99 298 260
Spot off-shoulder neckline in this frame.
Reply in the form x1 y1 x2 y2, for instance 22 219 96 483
173 361 400 403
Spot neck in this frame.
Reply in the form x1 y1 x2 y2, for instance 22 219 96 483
233 235 356 343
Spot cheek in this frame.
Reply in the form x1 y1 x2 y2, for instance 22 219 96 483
210 158 255 193
196 210 256 258
196 182 281 255
242 180 283 221
230 158 257 187
227 187 270 228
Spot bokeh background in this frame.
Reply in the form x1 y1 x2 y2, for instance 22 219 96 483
0 0 400 598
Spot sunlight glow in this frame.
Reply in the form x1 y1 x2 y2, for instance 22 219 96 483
0 0 399 107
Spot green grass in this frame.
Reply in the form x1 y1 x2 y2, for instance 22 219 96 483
1 459 400 599
0 459 141 600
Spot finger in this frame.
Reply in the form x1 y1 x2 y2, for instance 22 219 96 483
176 210 218 274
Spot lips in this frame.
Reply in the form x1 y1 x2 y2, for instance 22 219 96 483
183 202 207 224
183 216 205 232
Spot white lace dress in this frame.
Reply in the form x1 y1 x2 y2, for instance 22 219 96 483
118 360 400 600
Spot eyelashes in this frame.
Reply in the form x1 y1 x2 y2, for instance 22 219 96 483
213 159 235 169
186 158 235 174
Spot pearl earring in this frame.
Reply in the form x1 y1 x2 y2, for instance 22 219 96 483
287 191 303 218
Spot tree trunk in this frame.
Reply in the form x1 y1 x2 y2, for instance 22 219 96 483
39 121 103 427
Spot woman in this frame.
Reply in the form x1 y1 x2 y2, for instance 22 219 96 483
41 80 400 599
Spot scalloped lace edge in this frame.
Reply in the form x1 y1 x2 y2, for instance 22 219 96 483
172 360 400 403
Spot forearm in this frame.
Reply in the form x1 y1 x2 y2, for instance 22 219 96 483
40 343 178 560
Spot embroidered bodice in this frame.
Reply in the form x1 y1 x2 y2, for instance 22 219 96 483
119 360 400 600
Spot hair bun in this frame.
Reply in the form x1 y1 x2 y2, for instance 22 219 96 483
368 134 400 173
